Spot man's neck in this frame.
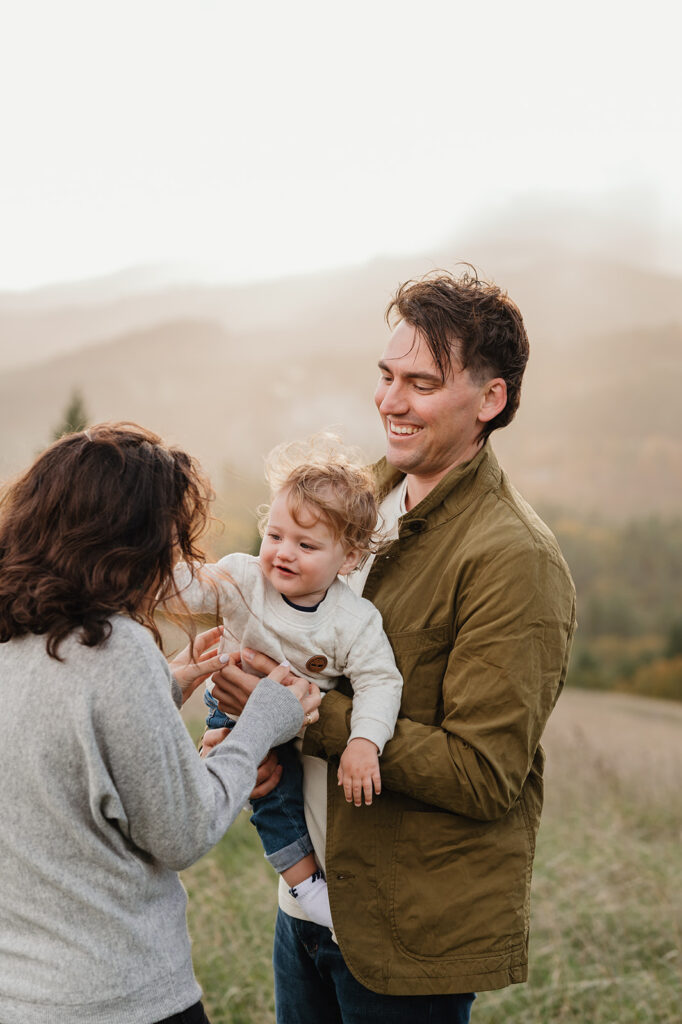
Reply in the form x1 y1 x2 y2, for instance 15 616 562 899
404 439 484 512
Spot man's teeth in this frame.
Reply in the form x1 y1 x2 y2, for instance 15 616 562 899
390 423 422 435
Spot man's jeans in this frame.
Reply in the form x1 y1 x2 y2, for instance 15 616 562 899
273 910 476 1023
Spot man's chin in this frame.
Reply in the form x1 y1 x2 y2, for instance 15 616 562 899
385 444 419 474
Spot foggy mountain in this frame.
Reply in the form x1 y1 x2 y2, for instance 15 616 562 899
1 235 680 523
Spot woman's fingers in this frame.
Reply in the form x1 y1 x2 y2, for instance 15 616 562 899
266 660 293 685
184 654 224 683
289 680 322 723
241 647 279 675
192 624 224 660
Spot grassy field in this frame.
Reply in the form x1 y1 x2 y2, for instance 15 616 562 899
180 689 682 1023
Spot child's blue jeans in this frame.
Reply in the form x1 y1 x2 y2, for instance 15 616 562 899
204 689 314 872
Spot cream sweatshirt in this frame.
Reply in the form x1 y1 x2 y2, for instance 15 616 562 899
176 553 403 754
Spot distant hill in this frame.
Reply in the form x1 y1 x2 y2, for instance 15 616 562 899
2 245 681 370
0 242 680 522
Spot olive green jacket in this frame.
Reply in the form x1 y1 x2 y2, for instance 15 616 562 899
303 442 576 995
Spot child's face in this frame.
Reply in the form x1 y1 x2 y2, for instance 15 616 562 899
259 489 361 607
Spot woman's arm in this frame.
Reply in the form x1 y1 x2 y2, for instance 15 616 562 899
98 627 317 871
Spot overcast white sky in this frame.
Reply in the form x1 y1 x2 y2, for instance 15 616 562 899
1 0 680 290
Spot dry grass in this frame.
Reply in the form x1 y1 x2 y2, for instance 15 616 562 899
181 689 682 1023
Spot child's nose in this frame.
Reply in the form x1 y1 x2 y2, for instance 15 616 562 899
279 541 295 561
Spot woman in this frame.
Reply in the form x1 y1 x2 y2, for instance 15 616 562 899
0 423 320 1024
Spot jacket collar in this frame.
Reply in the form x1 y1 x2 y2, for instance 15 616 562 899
373 440 502 534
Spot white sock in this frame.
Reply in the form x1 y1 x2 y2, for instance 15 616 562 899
288 870 333 929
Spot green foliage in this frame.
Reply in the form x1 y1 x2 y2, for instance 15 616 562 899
620 656 682 703
665 620 682 658
542 512 682 703
52 389 89 439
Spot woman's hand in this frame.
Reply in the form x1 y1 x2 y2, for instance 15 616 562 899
211 648 321 726
168 625 227 705
267 659 322 727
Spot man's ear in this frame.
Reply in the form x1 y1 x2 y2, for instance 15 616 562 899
478 378 507 424
338 548 363 576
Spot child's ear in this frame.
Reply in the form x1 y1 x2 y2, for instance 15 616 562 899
338 548 363 576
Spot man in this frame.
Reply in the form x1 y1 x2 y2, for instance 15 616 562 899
211 268 576 1022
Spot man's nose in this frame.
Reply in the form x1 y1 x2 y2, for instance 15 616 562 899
378 379 407 414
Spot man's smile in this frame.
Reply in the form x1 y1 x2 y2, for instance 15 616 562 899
388 420 423 436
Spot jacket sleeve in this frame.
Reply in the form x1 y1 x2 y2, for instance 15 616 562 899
304 541 576 820
342 606 403 755
97 633 303 870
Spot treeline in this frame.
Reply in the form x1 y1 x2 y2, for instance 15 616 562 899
542 511 682 702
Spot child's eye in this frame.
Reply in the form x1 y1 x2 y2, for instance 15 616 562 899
268 532 281 541
300 543 316 551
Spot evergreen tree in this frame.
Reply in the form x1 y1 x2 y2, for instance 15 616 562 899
52 390 90 440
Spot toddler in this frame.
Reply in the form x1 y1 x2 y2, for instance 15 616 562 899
173 437 403 929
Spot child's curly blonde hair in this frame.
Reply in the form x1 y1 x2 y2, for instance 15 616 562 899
258 434 380 561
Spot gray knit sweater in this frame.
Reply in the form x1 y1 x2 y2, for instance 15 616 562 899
0 615 303 1024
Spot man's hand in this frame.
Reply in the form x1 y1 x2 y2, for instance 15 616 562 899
338 738 381 806
168 625 227 705
250 750 284 799
198 726 229 758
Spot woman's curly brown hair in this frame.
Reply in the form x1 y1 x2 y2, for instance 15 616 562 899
0 422 213 659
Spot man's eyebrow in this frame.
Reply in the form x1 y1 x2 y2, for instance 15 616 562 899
378 360 443 383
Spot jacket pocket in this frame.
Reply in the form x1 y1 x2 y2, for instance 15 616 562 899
388 624 451 726
389 806 530 960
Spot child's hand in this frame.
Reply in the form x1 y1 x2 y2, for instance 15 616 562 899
338 738 381 806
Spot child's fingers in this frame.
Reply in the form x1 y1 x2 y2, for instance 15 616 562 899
352 776 364 807
343 774 354 804
362 774 374 806
373 766 382 796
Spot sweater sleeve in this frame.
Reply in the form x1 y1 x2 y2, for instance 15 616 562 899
97 631 303 870
172 554 243 619
305 543 575 820
342 604 403 754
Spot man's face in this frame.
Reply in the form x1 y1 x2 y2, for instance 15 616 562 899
374 320 489 486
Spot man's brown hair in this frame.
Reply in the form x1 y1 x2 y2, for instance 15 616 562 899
385 266 530 437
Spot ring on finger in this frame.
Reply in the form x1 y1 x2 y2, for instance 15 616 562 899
304 711 313 726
